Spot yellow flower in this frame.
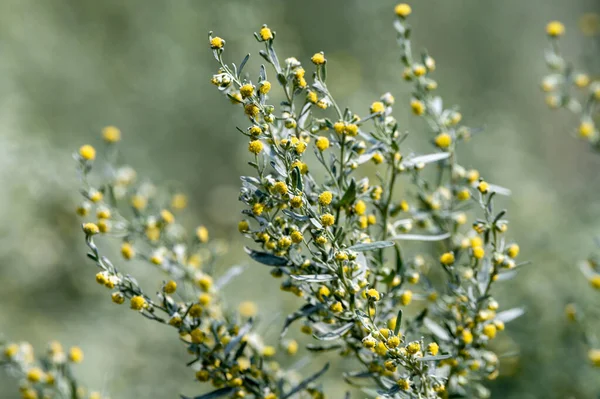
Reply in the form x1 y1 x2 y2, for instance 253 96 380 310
461 329 473 344
130 295 146 311
457 189 471 201
238 220 250 233
372 153 384 164
111 292 125 304
472 246 485 259
244 103 260 118
466 169 480 183
434 132 452 149
406 341 420 354
259 81 272 94
286 340 298 355
375 341 388 356
366 288 380 301
329 301 343 313
427 342 439 356
507 243 519 258
252 203 264 215
102 126 121 143
307 90 318 103
400 290 413 306
273 181 288 195
354 200 367 215
591 275 600 289
370 101 385 114
413 64 426 77
79 145 96 161
263 346 276 357
4 343 18 358
483 324 497 339
546 21 565 37
97 219 110 233
210 36 225 49
477 180 489 194
240 84 255 98
333 121 345 134
161 209 175 224
387 335 400 348
579 121 594 138
318 191 333 206
311 52 326 65
131 195 147 210
259 25 273 41
239 301 257 317
344 123 359 136
440 252 455 265
22 388 38 399
68 346 84 363
588 349 600 367
196 274 213 291
26 367 44 383
248 140 263 154
394 3 412 18
164 280 177 294
291 231 303 244
315 136 330 151
82 222 99 235
171 193 188 210
321 213 335 227
410 99 424 115
575 74 590 88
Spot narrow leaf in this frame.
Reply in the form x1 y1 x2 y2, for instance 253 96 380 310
244 247 288 267
495 307 525 323
348 241 395 252
181 387 235 399
391 233 450 242
282 363 330 399
313 323 354 341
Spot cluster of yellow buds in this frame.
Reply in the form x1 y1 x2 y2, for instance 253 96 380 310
73 130 324 399
1 340 106 399
209 4 524 398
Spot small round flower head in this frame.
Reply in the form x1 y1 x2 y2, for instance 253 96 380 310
248 140 264 154
354 200 367 215
329 301 343 313
321 213 335 227
238 220 250 233
546 21 565 37
413 64 426 77
472 246 485 259
111 292 125 304
410 99 424 115
394 3 412 18
579 121 594 138
196 226 209 243
273 181 288 195
171 193 188 210
239 301 257 317
244 103 260 118
291 230 303 244
344 123 359 136
372 153 384 164
259 81 272 94
366 288 380 301
400 290 413 305
315 136 330 151
102 126 121 143
406 341 421 354
83 222 99 235
461 329 473 344
574 74 590 88
440 252 455 265
290 195 303 208
263 345 276 357
210 36 225 49
164 280 177 294
68 346 84 363
591 275 600 289
483 323 497 339
478 180 490 194
161 209 175 224
588 349 600 367
240 83 255 98
427 342 439 355
311 52 326 65
370 101 385 114
434 132 452 149
318 191 333 206
130 295 146 310
27 367 44 383
79 145 96 161
259 25 274 41
507 243 519 258
286 340 298 355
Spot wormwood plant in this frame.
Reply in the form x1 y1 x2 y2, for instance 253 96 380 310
2 4 526 399
541 19 600 369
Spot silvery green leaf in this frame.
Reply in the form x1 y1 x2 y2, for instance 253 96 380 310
282 363 329 399
259 64 267 81
240 176 261 185
403 152 450 167
215 265 246 290
282 209 309 221
488 184 511 196
238 54 250 78
391 233 450 241
580 260 596 279
291 274 336 282
224 320 253 354
424 318 451 341
306 343 342 352
495 270 518 281
244 247 288 266
181 387 235 399
310 217 323 230
281 304 319 338
418 354 453 362
393 309 403 335
496 307 525 323
270 160 287 177
313 322 354 341
430 96 443 116
348 241 395 252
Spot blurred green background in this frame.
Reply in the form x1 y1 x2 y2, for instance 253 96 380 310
1 0 599 398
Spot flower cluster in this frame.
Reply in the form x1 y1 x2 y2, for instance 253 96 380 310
541 20 600 148
540 18 600 373
209 4 524 398
73 129 318 399
1 340 103 399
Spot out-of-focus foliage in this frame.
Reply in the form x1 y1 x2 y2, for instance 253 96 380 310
0 0 599 398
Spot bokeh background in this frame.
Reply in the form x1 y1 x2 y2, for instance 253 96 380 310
1 0 600 398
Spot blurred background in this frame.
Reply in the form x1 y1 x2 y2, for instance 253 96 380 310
1 0 599 398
